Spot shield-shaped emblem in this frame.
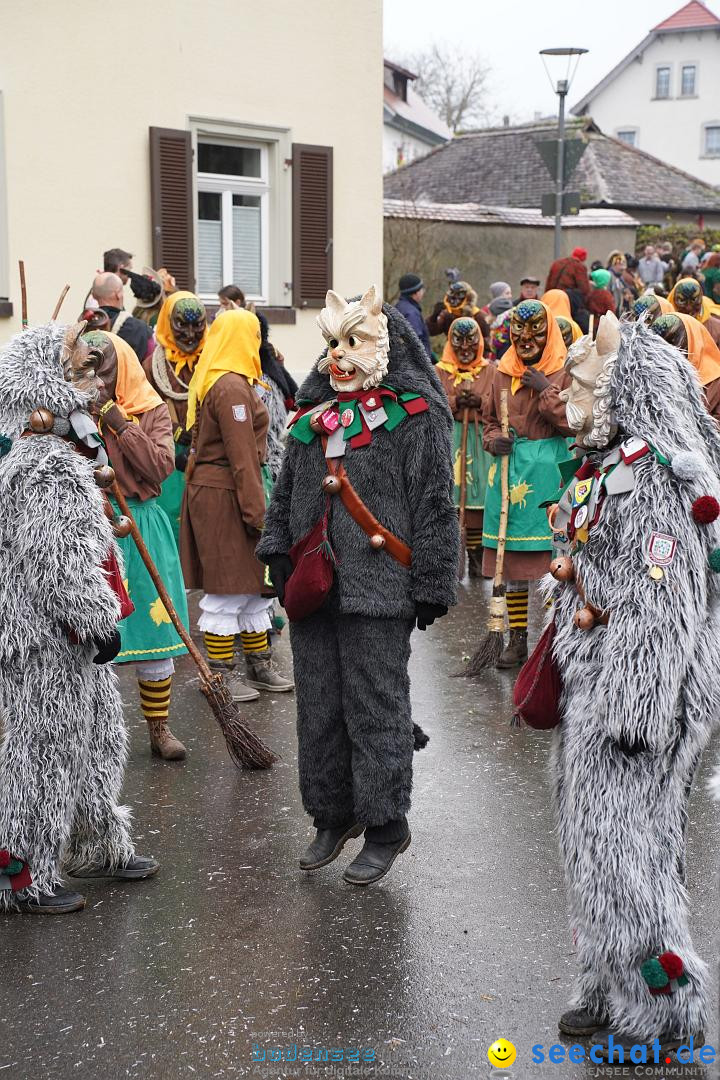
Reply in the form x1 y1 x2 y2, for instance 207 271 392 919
573 479 593 506
648 532 677 567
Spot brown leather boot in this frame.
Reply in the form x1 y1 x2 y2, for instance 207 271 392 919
496 629 528 669
147 720 186 761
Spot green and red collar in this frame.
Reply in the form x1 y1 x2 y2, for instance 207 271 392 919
289 383 428 449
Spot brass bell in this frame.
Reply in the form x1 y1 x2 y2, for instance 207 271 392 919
28 408 55 434
369 533 386 551
321 474 342 494
574 606 596 632
93 464 116 489
112 515 133 538
550 556 575 582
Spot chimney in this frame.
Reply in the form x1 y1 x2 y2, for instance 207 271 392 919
503 115 510 127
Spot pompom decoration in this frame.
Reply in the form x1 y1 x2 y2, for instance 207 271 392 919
0 849 9 869
692 496 720 524
709 549 720 573
658 951 684 980
671 451 703 481
641 957 669 989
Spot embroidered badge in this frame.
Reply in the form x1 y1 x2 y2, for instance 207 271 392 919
620 437 650 465
232 404 247 422
573 479 593 506
340 408 354 428
574 505 589 529
321 408 340 433
647 532 677 567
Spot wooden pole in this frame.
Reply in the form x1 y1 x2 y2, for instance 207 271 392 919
494 389 511 589
18 261 27 328
51 284 71 321
457 406 470 578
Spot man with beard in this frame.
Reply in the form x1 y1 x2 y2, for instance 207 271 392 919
257 287 458 885
481 299 572 667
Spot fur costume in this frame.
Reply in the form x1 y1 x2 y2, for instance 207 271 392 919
549 317 720 1039
0 324 134 907
257 294 458 827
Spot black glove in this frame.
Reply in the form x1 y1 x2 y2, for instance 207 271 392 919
491 435 514 456
93 627 122 664
267 554 293 605
415 602 448 631
175 448 189 472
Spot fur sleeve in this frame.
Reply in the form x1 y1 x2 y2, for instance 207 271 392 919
256 442 296 561
403 409 459 608
18 450 120 642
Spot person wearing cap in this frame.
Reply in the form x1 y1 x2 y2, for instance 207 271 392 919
587 269 616 329
394 274 433 359
544 247 591 302
513 276 541 306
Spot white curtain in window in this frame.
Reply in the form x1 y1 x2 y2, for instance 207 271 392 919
198 220 223 294
232 204 262 296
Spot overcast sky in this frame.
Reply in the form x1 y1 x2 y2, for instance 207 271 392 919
384 0 696 123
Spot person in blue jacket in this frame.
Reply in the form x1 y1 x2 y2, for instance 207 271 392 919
394 274 433 360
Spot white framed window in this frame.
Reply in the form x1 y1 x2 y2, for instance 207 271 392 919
680 64 697 96
654 65 671 99
197 138 269 302
703 123 720 156
616 129 638 147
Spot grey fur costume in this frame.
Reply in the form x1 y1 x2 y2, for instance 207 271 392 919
550 320 720 1039
257 305 458 826
0 324 134 907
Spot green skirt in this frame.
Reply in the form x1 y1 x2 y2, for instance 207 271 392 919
453 417 492 511
112 496 189 664
156 447 186 546
482 435 567 552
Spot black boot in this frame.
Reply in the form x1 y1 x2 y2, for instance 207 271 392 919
558 1006 608 1036
68 855 159 880
343 819 411 886
299 823 363 870
591 1028 704 1062
496 629 528 669
18 885 86 914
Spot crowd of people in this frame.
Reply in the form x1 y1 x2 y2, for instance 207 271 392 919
1 234 720 1060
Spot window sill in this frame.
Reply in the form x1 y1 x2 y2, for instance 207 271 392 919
204 302 297 325
0 299 13 318
679 94 699 99
700 153 720 159
651 96 673 101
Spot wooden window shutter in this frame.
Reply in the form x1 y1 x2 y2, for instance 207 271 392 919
292 143 333 308
149 127 195 290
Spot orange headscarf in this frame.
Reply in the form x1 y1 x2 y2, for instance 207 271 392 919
498 301 567 394
541 289 571 319
675 312 720 386
668 278 720 324
155 291 207 374
655 294 673 314
101 332 164 417
437 324 488 385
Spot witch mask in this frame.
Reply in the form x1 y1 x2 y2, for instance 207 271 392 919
317 286 390 394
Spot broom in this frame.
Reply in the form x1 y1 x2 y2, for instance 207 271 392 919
110 480 277 770
463 388 510 674
457 406 470 579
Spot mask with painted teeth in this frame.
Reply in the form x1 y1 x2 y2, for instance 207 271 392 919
316 286 389 394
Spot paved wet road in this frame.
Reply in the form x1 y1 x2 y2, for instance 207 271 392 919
2 581 718 1079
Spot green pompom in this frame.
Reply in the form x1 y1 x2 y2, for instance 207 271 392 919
709 548 720 573
676 974 689 987
641 957 669 988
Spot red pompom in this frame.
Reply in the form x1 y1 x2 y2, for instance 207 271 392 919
692 496 720 524
659 951 684 979
0 849 9 869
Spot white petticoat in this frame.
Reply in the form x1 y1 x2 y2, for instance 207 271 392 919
198 593 274 635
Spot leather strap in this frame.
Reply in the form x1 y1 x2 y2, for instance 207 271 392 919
325 455 412 568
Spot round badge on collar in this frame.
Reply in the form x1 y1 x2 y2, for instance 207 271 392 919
341 408 354 428
574 505 588 529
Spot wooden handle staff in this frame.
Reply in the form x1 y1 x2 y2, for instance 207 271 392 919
457 406 470 579
51 284 71 321
18 261 28 328
495 389 511 590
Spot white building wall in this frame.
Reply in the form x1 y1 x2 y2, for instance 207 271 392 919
383 125 436 174
0 0 383 376
583 29 720 185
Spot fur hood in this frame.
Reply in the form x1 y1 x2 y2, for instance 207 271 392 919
0 323 90 438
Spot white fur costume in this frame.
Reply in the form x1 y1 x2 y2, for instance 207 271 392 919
0 324 134 907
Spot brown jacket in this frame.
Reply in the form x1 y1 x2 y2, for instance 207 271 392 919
102 404 175 502
180 372 269 594
436 363 495 423
482 369 574 448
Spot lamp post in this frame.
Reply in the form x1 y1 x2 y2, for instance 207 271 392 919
540 47 588 260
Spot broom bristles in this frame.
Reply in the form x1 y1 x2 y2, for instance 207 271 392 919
460 629 504 675
200 674 278 770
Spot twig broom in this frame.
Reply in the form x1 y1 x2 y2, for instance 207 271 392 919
463 388 510 674
111 480 277 770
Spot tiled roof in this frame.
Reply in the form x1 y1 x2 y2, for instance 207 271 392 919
383 198 639 228
383 117 720 213
653 0 720 31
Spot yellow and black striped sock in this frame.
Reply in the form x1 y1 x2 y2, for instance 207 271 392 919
204 632 235 664
138 677 172 721
506 589 529 630
240 630 269 655
465 528 484 551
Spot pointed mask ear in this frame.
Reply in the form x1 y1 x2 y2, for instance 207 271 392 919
360 285 383 316
324 291 348 318
596 312 620 357
63 321 87 352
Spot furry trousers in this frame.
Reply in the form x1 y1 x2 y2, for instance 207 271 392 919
289 610 415 829
0 655 135 907
552 718 708 1040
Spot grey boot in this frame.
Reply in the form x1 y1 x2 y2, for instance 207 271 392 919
245 649 295 692
496 629 528 669
209 660 260 702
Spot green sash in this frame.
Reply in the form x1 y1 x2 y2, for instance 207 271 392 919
482 435 567 551
452 418 492 511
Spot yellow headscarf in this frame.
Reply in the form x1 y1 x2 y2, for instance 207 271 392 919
90 331 163 418
155 291 207 374
668 278 720 324
186 309 263 429
498 301 567 394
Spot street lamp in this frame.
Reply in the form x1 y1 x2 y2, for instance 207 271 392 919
540 47 588 260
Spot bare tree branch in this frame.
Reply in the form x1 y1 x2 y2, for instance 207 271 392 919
398 44 494 133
